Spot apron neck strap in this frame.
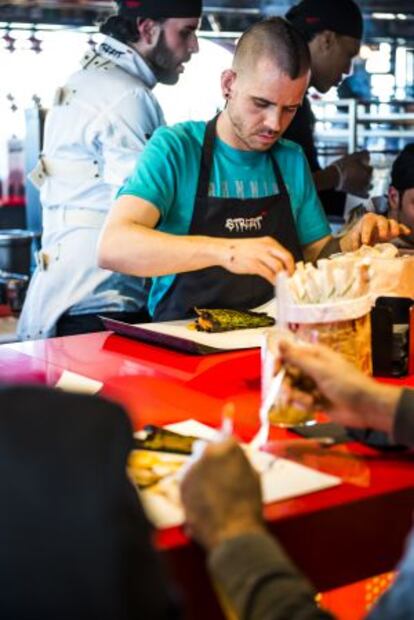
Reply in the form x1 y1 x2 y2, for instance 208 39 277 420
196 114 289 198
196 115 218 198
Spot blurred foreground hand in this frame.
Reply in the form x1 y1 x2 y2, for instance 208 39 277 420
180 438 265 551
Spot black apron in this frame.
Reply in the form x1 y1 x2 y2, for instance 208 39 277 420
153 116 303 322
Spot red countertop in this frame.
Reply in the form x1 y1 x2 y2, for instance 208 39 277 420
1 332 413 619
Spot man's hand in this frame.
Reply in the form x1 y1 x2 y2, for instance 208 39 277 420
340 213 411 252
331 151 373 198
221 237 295 285
180 439 265 551
279 340 401 433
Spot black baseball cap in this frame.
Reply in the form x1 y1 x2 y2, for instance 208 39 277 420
286 0 364 41
117 0 202 19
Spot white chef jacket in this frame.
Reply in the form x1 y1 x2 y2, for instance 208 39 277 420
18 36 165 340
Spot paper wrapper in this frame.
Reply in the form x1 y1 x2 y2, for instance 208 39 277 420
363 257 414 299
284 295 372 324
330 244 414 300
285 296 373 375
289 314 372 375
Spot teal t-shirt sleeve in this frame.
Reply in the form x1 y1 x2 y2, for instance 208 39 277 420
117 126 177 220
293 149 331 246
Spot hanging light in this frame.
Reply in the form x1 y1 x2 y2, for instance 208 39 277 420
6 93 18 113
28 27 42 53
3 26 16 53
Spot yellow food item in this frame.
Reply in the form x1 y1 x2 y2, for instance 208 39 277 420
193 308 275 332
267 364 324 427
128 450 186 489
269 404 314 427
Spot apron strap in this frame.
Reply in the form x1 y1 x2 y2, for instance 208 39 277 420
196 114 290 199
270 153 289 197
195 115 218 198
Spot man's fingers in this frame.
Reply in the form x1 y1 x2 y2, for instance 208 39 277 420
350 225 362 250
389 219 402 238
279 340 322 376
360 214 396 245
254 260 278 285
400 223 412 236
359 214 409 245
376 218 392 242
268 247 295 275
279 339 344 383
259 254 287 281
360 216 377 245
227 238 294 281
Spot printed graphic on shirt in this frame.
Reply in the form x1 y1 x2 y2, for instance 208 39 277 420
209 180 278 199
101 43 125 59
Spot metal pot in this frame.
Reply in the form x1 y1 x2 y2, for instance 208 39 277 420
0 229 35 275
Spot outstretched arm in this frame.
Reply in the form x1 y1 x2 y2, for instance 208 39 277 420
98 194 295 284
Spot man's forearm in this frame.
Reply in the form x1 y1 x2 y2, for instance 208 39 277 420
99 223 229 277
316 237 341 259
360 383 401 436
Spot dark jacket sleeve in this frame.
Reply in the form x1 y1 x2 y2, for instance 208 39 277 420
367 530 414 620
347 388 414 450
393 389 414 447
207 390 414 620
208 533 334 620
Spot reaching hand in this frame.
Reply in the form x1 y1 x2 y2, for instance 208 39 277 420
340 213 411 252
332 151 373 198
221 237 295 285
180 438 265 551
279 340 401 433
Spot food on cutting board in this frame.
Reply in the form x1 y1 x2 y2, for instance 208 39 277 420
128 449 187 490
193 307 275 333
134 425 197 455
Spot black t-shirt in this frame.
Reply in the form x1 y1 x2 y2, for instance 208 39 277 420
284 96 320 172
284 96 346 218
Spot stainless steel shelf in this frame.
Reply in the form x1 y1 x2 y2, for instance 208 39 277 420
312 98 414 152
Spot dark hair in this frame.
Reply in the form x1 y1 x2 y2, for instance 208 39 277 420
391 143 414 200
99 15 166 44
234 17 311 80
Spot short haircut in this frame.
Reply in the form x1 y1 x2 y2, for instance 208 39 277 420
99 15 166 44
233 17 311 81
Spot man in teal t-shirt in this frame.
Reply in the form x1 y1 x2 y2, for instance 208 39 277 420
99 18 406 321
